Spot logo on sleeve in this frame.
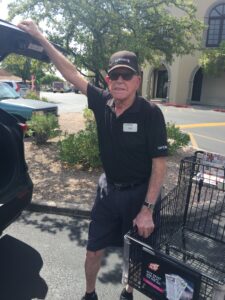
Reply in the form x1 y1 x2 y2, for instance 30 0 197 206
157 145 167 150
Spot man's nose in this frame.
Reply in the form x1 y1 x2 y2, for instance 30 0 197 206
117 75 124 82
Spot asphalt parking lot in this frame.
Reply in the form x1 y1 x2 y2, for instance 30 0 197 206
158 104 225 155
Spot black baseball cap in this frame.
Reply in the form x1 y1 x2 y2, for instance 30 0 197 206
108 50 139 74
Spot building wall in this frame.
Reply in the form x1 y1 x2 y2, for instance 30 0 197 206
201 74 225 106
142 0 225 107
170 55 199 104
142 64 151 99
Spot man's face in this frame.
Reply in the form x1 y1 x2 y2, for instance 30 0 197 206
107 67 140 102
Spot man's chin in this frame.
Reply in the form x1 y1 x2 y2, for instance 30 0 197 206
111 92 127 101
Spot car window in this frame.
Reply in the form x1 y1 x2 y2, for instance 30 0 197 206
18 82 28 88
0 83 20 99
1 81 13 88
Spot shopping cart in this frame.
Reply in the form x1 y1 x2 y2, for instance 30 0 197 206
123 151 225 300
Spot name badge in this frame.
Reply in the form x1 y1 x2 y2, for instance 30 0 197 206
123 123 138 132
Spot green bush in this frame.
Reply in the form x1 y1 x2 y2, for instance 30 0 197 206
167 122 190 155
28 114 60 144
25 90 48 102
40 96 49 102
25 90 40 100
58 108 101 169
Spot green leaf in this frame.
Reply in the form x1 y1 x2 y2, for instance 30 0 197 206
8 0 203 87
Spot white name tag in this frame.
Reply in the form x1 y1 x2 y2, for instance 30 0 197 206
123 123 138 132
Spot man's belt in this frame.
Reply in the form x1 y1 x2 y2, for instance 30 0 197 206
108 179 148 191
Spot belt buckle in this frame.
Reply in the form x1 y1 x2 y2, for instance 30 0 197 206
114 183 123 190
113 180 145 191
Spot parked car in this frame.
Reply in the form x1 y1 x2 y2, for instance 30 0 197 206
0 82 58 122
17 81 31 97
64 86 80 94
0 80 20 93
71 86 80 94
0 80 30 97
52 81 65 93
0 18 65 234
0 108 33 234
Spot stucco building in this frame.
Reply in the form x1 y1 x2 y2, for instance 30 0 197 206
142 0 225 108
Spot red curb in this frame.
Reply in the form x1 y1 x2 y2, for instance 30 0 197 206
151 100 225 111
214 109 225 113
162 103 190 108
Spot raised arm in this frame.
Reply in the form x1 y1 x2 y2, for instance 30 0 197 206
18 20 88 95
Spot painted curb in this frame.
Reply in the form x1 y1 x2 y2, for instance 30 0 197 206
27 202 91 219
214 109 225 113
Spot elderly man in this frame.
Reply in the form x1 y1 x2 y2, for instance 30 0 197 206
18 20 167 300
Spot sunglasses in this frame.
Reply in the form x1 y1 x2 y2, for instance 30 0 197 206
108 71 136 81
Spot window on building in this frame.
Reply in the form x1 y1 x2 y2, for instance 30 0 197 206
206 4 225 47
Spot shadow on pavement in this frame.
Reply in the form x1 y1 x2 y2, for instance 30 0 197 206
16 211 125 285
17 210 89 247
0 235 48 300
99 247 123 284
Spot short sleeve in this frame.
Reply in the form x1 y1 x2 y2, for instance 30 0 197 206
87 83 109 112
148 104 168 158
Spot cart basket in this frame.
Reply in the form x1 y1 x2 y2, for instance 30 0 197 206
123 151 225 299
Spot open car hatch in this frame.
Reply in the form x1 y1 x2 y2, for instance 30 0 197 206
0 19 65 62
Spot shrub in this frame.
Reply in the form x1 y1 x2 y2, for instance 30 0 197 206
25 90 48 102
167 122 190 155
58 108 101 169
28 114 60 144
25 90 40 100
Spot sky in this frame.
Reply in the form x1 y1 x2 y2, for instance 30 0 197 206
0 0 64 79
0 1 21 24
0 0 11 20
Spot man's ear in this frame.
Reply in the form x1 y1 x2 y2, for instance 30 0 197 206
105 75 110 85
136 75 141 89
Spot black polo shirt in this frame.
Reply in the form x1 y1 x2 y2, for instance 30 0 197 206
87 84 168 184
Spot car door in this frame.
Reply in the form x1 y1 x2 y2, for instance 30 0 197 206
0 19 64 233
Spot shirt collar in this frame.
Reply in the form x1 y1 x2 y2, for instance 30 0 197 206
106 94 141 113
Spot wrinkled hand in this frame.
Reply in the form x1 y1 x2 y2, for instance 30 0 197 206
17 20 42 39
133 207 155 238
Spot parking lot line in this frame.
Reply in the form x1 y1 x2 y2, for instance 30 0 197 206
177 122 225 150
193 132 225 144
188 132 199 149
178 122 225 129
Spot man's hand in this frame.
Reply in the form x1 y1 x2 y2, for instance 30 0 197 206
17 20 43 40
133 206 155 238
17 19 88 95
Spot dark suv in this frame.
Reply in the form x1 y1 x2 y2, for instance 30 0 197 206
0 19 62 233
0 108 33 233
